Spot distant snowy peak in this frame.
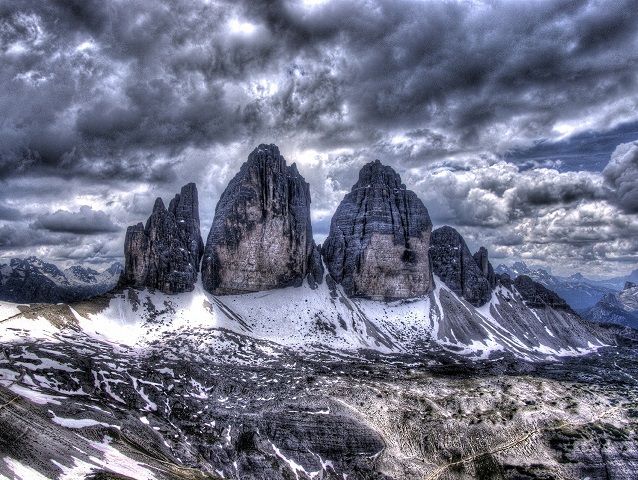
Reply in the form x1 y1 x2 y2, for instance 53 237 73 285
0 257 122 304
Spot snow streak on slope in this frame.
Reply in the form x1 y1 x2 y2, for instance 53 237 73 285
0 274 605 361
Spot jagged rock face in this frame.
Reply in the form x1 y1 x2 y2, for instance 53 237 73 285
473 246 496 289
322 160 433 300
201 144 322 295
583 283 638 329
430 226 492 307
122 183 203 294
513 275 575 313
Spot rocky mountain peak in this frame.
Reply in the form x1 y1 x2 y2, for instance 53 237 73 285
322 160 433 299
201 144 322 295
430 226 492 307
624 281 637 291
352 159 405 191
152 197 165 213
513 275 575 313
472 246 496 288
122 183 203 294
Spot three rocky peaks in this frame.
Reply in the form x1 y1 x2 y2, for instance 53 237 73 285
123 144 501 304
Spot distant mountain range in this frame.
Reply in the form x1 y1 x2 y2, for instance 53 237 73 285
495 261 638 312
0 256 122 304
582 282 638 330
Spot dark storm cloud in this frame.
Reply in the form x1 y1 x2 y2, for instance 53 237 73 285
0 223 64 248
505 121 638 172
2 0 638 182
0 205 22 221
32 206 120 234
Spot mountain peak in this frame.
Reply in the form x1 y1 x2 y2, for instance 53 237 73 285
323 159 432 299
122 183 203 294
202 144 322 295
352 159 405 191
430 226 492 307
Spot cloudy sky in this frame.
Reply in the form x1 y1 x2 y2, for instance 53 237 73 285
1 0 637 277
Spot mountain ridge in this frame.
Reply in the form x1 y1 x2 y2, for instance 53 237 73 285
0 256 122 304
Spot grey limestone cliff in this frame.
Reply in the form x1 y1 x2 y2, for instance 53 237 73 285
201 144 322 295
513 274 576 313
430 226 492 306
322 159 433 299
122 183 203 294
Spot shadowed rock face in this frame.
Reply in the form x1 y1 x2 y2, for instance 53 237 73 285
473 246 496 289
514 275 576 313
322 160 433 299
201 144 322 295
430 226 492 307
122 183 203 294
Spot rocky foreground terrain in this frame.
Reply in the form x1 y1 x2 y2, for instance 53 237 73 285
1 278 637 480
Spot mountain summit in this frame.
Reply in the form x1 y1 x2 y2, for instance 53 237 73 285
122 182 203 294
322 160 433 299
201 144 323 295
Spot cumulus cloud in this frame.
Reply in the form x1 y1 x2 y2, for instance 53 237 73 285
32 205 120 234
603 141 638 213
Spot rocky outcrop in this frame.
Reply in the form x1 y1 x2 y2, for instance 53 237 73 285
473 246 496 288
513 275 575 313
322 160 433 299
430 226 492 306
201 144 322 295
122 183 203 294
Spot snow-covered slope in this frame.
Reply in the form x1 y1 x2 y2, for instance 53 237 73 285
1 274 607 361
0 279 633 480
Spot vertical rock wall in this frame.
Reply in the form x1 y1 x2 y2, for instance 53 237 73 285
322 160 433 299
430 226 492 306
201 144 322 295
122 183 203 293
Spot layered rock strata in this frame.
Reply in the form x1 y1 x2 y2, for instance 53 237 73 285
322 160 433 299
122 183 203 294
430 226 492 306
201 144 322 295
